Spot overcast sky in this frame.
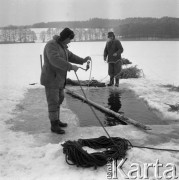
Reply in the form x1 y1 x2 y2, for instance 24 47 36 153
0 0 179 26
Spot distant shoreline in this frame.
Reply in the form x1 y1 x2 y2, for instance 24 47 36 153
0 38 179 44
0 41 35 44
73 38 179 42
120 38 179 41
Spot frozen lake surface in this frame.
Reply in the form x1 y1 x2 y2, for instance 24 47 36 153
0 41 179 179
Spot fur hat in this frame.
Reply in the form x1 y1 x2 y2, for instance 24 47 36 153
108 32 115 39
59 28 75 41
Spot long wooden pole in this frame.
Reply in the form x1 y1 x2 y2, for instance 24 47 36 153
65 88 151 130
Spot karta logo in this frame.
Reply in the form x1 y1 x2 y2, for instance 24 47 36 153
107 158 178 179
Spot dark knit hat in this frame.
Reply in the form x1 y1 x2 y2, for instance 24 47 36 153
59 28 75 41
108 32 115 38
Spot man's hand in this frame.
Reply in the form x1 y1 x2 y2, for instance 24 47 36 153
72 65 79 72
113 53 117 57
84 56 91 62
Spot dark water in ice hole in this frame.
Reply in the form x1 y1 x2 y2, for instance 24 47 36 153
65 87 164 127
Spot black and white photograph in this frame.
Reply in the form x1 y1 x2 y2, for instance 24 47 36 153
0 0 179 179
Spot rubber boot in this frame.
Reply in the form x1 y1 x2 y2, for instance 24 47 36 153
115 78 119 87
58 121 67 127
49 111 65 134
51 120 65 134
107 77 114 86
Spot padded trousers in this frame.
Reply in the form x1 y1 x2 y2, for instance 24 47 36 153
45 87 65 122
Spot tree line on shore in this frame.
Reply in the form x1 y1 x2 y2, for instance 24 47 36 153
0 17 179 43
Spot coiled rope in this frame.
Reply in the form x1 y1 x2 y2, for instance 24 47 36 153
61 135 179 169
61 136 132 169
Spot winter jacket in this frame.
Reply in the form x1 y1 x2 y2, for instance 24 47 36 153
104 39 123 63
40 36 85 88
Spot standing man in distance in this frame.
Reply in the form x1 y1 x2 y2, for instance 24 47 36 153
40 28 91 134
104 32 124 87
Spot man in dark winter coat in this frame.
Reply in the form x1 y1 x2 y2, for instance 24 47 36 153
104 32 123 87
40 28 91 134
